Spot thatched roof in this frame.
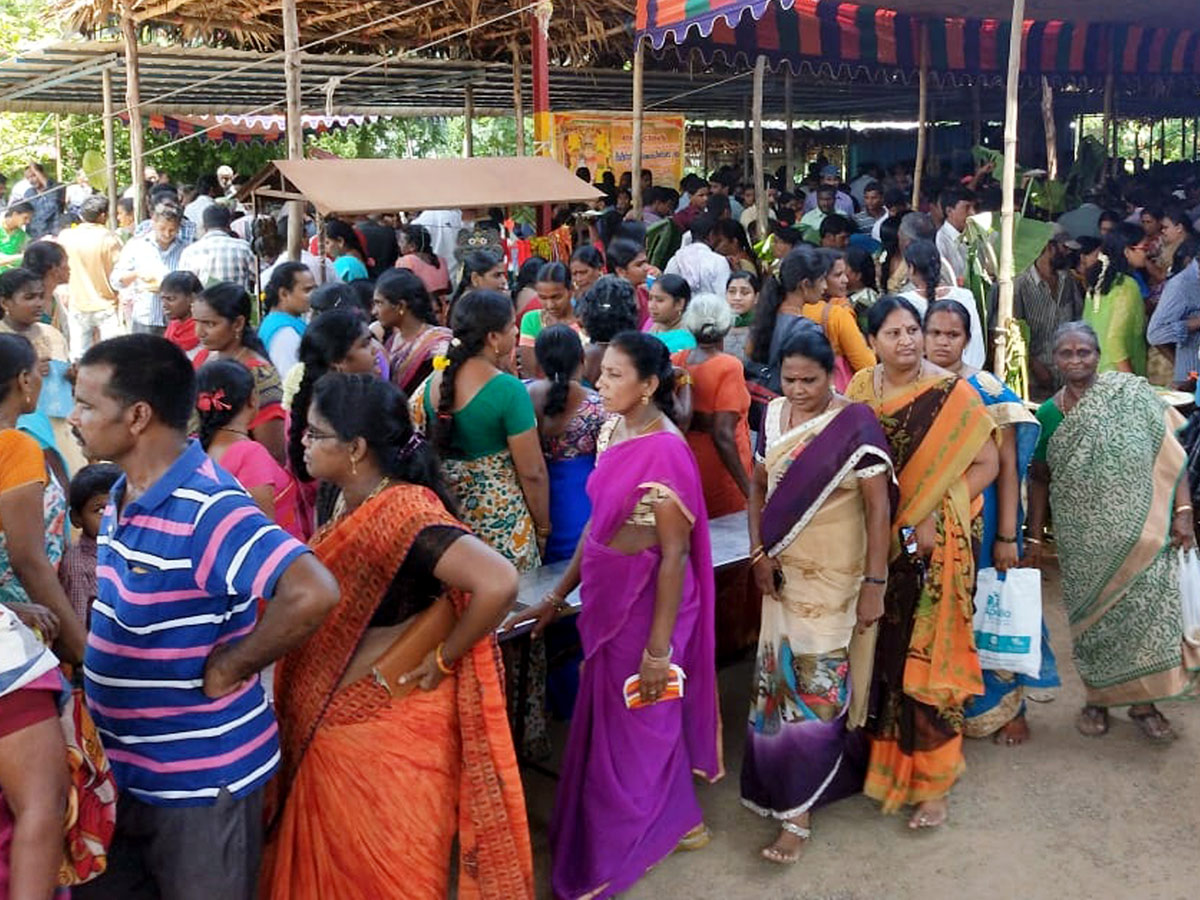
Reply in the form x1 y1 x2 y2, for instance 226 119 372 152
49 0 635 64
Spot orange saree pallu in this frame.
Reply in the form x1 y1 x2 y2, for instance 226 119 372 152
262 484 533 900
846 370 993 813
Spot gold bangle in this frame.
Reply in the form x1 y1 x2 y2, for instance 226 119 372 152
545 590 568 612
435 642 455 675
1175 505 1193 515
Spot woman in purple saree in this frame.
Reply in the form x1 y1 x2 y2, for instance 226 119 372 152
515 331 722 900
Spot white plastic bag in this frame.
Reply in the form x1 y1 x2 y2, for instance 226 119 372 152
972 567 1043 678
1178 549 1200 648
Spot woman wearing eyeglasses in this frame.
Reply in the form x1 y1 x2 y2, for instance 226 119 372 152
1083 228 1148 377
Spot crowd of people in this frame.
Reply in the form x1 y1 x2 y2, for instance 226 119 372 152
1 148 1199 900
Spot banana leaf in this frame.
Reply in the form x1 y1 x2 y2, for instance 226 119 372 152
645 218 682 271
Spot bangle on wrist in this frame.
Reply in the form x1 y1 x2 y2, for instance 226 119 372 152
995 534 1017 544
545 590 567 611
642 645 673 667
862 576 887 585
435 642 456 676
1175 505 1193 515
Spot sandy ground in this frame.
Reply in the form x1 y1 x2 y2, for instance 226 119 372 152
523 560 1200 900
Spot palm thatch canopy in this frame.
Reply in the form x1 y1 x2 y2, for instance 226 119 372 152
48 0 635 64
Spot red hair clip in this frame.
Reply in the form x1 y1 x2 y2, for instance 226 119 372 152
196 389 231 412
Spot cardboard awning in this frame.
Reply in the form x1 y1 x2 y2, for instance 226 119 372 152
239 157 604 217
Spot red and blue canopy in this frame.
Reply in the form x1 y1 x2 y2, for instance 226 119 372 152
637 0 1200 78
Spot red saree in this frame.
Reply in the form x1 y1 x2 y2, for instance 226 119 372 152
263 484 533 900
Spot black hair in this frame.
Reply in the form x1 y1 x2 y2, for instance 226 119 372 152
655 273 691 309
324 219 367 259
401 223 436 261
312 373 457 514
727 269 760 293
0 266 42 304
1162 203 1196 235
535 324 584 417
844 245 878 291
608 331 676 419
819 214 856 239
515 256 548 297
771 223 803 247
570 245 605 271
938 186 971 213
21 241 66 278
778 327 835 373
374 268 437 325
750 245 826 364
606 238 644 274
883 186 908 208
865 294 923 337
689 213 717 243
197 282 268 357
1097 209 1123 230
879 215 903 258
68 463 122 517
536 261 571 290
925 298 972 341
288 308 370 480
4 201 33 218
195 173 221 196
864 180 884 196
263 262 311 311
194 359 255 450
578 275 639 343
816 184 837 198
117 197 134 216
1090 229 1137 295
706 193 731 219
78 335 196 431
451 249 505 309
0 332 36 405
309 282 367 316
1173 237 1200 276
160 270 203 297
434 290 513 455
1140 204 1164 223
903 239 943 304
201 204 232 231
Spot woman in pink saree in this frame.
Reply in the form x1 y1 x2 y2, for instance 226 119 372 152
514 331 722 899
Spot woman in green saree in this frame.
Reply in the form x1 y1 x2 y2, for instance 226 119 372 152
1027 322 1200 742
1081 230 1147 377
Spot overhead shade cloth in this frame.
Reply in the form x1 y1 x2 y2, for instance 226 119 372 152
117 113 371 146
240 157 604 217
637 0 1200 78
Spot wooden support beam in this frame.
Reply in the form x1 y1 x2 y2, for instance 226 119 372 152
511 39 525 156
283 0 304 261
1041 76 1057 181
784 67 794 191
101 67 117 229
912 24 929 209
753 55 768 241
121 9 145 220
531 5 551 232
464 84 475 157
995 0 1026 379
631 39 645 218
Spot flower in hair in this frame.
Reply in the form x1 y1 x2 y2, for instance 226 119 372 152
196 389 231 412
432 355 450 371
450 337 463 348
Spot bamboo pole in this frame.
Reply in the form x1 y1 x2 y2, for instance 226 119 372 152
912 24 929 209
54 116 63 184
511 39 525 156
971 80 982 148
283 0 304 261
101 67 117 229
743 97 752 182
752 54 768 240
1101 67 1114 164
701 120 708 177
994 0 1026 378
631 39 645 218
464 84 475 157
1040 76 1057 181
784 67 794 191
120 9 145 220
1159 117 1166 162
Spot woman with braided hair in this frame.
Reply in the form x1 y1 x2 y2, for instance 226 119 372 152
195 359 305 540
263 373 533 900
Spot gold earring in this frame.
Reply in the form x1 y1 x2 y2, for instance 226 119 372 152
641 394 650 406
350 455 358 476
23 394 31 405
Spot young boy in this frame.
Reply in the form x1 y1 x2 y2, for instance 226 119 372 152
59 463 122 625
160 270 205 363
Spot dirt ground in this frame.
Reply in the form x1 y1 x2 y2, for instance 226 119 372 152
523 561 1200 900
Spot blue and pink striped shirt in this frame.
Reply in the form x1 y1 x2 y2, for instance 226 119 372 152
84 440 309 806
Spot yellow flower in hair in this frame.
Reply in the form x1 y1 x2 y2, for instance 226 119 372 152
432 355 450 371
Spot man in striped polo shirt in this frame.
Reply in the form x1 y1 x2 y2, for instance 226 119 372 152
69 335 339 900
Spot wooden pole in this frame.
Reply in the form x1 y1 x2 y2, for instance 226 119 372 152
464 85 475 157
742 97 752 182
971 80 982 148
1194 116 1198 161
994 0 1026 378
120 9 144 221
283 0 304 262
1182 117 1187 161
531 5 551 232
701 120 709 177
54 116 63 184
631 39 645 218
912 24 929 209
1159 117 1166 162
101 67 117 229
1040 76 1057 181
784 66 795 191
1101 68 1114 164
752 54 768 240
511 39 525 156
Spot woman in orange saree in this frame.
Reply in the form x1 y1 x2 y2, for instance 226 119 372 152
846 296 998 830
262 373 533 900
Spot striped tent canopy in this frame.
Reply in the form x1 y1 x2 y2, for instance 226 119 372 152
637 0 1200 80
114 113 372 146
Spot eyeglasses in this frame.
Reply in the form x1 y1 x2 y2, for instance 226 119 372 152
303 425 339 442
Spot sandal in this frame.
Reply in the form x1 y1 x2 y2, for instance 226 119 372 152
1075 705 1109 737
1128 706 1177 743
760 820 810 865
675 824 712 852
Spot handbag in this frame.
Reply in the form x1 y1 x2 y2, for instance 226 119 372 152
972 567 1043 679
58 682 118 887
1178 548 1200 648
370 595 458 698
819 301 854 393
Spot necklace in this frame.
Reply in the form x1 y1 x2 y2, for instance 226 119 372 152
875 360 925 398
619 411 662 440
218 427 249 438
786 390 835 431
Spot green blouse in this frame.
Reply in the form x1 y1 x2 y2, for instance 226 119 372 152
1082 274 1146 376
1032 397 1064 463
422 372 536 460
